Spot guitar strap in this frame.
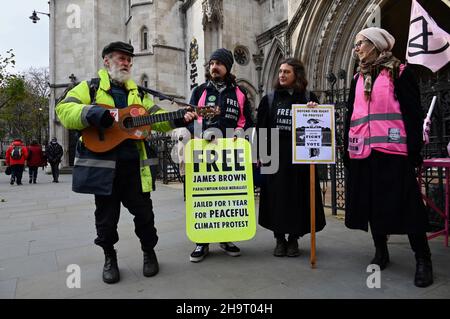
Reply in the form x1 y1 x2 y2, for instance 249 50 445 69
88 78 148 104
88 78 100 104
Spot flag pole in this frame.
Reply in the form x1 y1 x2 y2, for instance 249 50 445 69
423 96 437 144
310 163 316 268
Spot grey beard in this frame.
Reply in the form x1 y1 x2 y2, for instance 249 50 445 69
108 65 131 83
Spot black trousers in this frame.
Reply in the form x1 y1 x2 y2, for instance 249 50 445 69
10 165 24 184
28 166 38 181
94 160 158 253
372 232 431 260
50 162 60 181
274 232 300 240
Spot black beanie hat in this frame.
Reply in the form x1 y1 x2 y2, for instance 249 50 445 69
209 48 234 73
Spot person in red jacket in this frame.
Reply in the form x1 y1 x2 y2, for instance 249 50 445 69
5 138 29 185
27 140 46 184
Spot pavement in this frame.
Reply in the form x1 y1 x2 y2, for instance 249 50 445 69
0 170 449 299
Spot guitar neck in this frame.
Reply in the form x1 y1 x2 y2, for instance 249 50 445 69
132 109 186 127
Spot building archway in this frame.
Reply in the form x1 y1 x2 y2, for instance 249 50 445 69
289 0 450 91
261 37 285 96
236 79 257 116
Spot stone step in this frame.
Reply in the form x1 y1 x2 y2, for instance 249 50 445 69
59 166 73 174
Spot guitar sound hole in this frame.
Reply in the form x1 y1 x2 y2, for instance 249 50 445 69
123 117 134 128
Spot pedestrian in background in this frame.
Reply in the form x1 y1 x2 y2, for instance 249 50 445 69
46 137 63 183
27 140 46 184
5 138 28 185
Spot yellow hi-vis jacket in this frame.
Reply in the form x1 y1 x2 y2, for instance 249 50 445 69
56 68 175 195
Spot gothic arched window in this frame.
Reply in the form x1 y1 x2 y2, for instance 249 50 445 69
141 74 149 88
141 26 148 51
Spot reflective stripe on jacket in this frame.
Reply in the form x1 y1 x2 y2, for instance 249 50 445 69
348 65 408 159
56 68 174 195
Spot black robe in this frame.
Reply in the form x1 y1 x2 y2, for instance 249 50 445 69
343 66 429 234
256 89 326 236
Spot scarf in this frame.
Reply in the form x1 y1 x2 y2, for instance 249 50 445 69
209 80 227 93
357 51 401 100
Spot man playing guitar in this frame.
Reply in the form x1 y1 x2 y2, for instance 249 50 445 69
56 41 196 284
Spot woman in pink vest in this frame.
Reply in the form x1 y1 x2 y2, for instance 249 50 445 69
344 27 432 287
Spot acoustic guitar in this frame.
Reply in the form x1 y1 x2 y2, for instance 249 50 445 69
82 104 219 153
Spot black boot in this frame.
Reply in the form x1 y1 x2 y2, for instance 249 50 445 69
371 247 390 270
414 258 433 288
102 249 120 284
408 233 433 288
286 237 300 257
143 249 159 277
29 177 32 184
371 234 390 270
273 238 287 257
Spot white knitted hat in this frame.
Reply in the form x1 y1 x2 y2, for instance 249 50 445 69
357 27 395 52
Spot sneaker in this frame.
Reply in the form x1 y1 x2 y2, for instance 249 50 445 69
219 242 241 257
190 244 209 262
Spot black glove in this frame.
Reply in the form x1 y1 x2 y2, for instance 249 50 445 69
100 110 114 128
86 106 114 128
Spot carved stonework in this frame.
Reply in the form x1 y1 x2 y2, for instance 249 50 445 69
202 0 223 29
314 0 363 89
252 50 264 71
312 1 342 87
286 0 311 56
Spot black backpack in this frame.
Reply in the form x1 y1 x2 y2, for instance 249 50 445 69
55 78 101 106
11 146 22 160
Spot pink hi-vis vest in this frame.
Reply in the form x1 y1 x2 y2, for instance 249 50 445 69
348 65 408 159
197 87 246 129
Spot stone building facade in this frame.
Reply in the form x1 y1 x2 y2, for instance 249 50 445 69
48 0 449 166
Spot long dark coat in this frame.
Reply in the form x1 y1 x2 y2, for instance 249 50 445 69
257 89 326 236
343 66 429 234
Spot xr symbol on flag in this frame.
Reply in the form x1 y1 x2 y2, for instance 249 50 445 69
408 16 450 57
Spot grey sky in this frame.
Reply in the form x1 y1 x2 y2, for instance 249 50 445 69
0 0 49 73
